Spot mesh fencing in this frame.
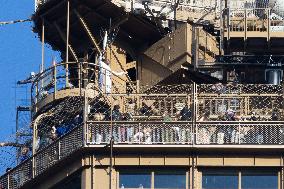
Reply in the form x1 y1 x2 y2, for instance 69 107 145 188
8 159 32 189
196 123 284 144
229 8 284 32
0 125 84 189
35 125 83 176
197 84 284 121
0 174 8 189
88 122 193 144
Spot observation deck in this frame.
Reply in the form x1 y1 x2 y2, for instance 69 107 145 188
225 8 284 53
1 62 284 188
3 0 284 188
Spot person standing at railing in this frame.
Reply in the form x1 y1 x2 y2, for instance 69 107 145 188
198 111 210 121
18 146 31 187
271 109 279 121
180 105 191 121
163 110 172 122
20 146 30 162
47 126 58 145
124 99 136 121
143 127 152 144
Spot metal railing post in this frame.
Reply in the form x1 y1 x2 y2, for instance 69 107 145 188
58 140 61 160
83 91 88 146
65 0 70 88
192 82 197 145
7 172 10 189
238 123 241 145
32 156 36 179
78 61 82 95
53 64 57 100
139 122 141 144
244 8 247 51
267 8 271 50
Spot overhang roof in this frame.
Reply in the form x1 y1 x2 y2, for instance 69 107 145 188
33 0 166 59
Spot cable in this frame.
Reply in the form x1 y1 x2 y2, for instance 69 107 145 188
0 18 31 26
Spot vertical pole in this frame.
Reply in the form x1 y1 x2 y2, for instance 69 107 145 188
7 172 10 189
227 7 231 54
267 8 271 51
32 122 37 178
16 108 19 165
79 61 82 95
109 97 113 189
280 165 284 189
139 122 141 144
136 79 140 112
219 0 224 55
238 170 241 189
35 82 38 113
109 44 114 189
244 9 247 52
191 156 195 189
192 82 196 145
66 0 70 87
41 19 45 88
83 91 88 146
238 123 241 144
58 140 61 160
53 62 57 100
194 27 200 71
151 171 155 189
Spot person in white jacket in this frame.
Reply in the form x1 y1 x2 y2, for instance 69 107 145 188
98 57 126 94
98 31 126 94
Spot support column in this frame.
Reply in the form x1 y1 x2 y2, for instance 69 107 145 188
190 156 198 189
81 167 93 189
83 91 88 146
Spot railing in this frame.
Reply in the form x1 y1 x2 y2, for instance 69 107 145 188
32 62 284 120
86 121 284 145
87 122 193 144
17 61 284 188
215 55 284 65
31 61 128 112
0 126 83 189
2 120 284 188
228 8 284 33
196 122 284 144
85 84 283 123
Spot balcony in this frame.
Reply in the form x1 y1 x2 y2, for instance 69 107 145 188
1 120 284 188
226 8 284 38
2 61 284 188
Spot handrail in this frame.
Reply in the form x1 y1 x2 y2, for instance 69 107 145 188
0 125 83 188
31 61 128 110
2 121 284 188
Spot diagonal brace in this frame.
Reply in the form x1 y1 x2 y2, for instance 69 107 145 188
54 22 79 62
74 9 102 55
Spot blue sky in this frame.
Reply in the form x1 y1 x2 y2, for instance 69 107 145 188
0 0 60 173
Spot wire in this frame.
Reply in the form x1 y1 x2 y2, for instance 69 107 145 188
0 18 31 26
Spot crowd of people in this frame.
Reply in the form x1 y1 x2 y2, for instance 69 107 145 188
34 114 83 152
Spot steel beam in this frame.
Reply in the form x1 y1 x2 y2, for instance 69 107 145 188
74 9 102 55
